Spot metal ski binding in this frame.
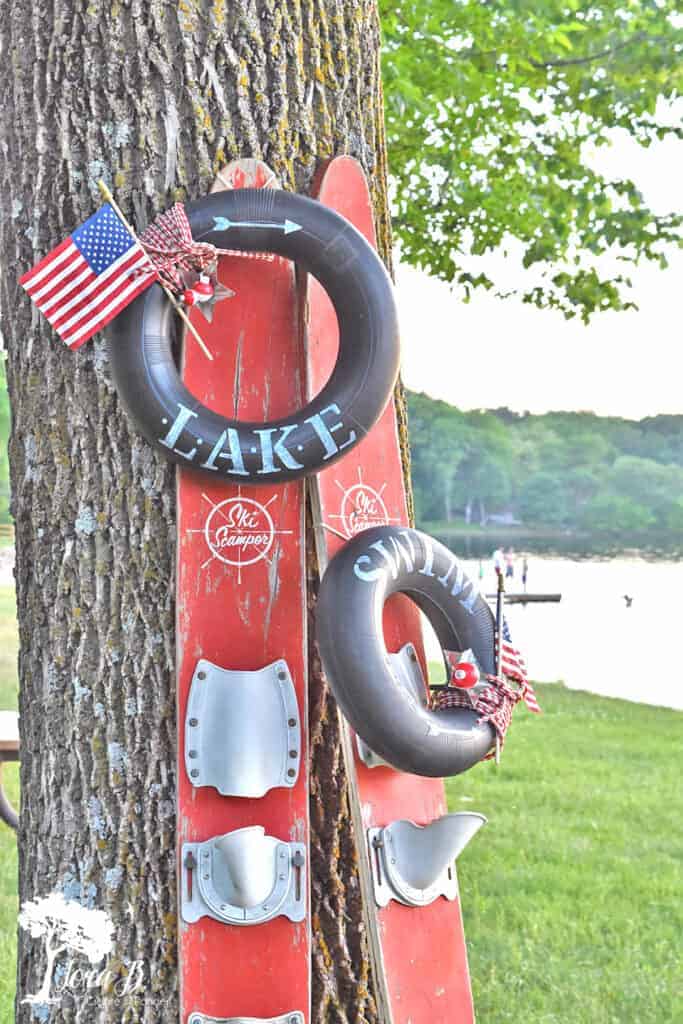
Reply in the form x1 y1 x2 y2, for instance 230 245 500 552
368 813 486 908
355 644 427 770
182 826 306 926
187 1014 305 1024
185 658 301 798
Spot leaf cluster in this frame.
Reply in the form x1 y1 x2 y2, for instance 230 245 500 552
381 1 683 319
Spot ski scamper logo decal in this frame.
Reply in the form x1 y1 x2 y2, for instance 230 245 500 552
339 481 387 536
324 469 400 540
188 492 292 581
337 471 391 537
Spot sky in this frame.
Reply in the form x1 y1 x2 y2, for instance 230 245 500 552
397 127 683 421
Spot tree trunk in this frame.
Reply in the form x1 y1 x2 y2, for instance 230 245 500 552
0 2 393 1021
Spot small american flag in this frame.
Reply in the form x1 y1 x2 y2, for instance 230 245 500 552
498 618 541 714
20 204 156 349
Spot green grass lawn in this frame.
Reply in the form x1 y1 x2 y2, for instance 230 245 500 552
0 590 680 1021
0 584 18 1024
0 763 18 1024
450 684 682 1023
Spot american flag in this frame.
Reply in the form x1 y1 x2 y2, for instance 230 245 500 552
498 618 541 714
20 204 156 349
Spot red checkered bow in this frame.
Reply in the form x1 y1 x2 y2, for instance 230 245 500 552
139 202 274 293
435 643 541 759
139 204 219 292
474 674 530 758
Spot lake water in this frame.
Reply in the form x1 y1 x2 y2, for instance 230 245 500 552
428 536 683 712
1 541 680 712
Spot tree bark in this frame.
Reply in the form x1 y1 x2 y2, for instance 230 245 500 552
0 2 393 1021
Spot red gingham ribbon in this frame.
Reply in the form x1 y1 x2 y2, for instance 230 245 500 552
435 673 540 760
139 204 219 291
139 202 274 293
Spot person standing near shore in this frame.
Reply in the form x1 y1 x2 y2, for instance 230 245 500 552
522 556 529 592
493 548 504 578
505 547 515 580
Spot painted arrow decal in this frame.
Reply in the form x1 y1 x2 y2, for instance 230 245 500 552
213 216 302 235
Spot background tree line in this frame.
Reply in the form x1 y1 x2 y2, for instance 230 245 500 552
408 390 683 531
2 380 682 533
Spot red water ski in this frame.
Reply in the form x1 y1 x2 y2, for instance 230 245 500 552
305 157 476 1024
177 161 310 1024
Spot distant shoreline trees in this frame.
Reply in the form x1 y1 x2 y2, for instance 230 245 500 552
408 392 683 532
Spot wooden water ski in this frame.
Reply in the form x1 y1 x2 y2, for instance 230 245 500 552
305 157 476 1024
177 161 310 1024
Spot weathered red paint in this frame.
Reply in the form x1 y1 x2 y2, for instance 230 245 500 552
177 166 310 1023
306 156 476 1024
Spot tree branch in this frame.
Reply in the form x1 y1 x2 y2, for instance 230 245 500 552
528 31 649 69
460 30 655 70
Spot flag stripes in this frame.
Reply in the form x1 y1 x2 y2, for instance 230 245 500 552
497 618 541 714
52 253 151 338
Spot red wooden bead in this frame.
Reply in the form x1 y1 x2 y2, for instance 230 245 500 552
451 661 479 689
193 274 214 298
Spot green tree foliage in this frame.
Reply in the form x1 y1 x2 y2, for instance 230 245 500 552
381 1 683 320
407 392 473 522
408 390 683 531
449 412 514 523
518 471 570 525
579 493 654 530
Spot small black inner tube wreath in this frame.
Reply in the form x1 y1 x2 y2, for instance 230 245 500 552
108 189 400 484
316 526 497 778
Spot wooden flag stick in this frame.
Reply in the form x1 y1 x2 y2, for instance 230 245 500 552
96 180 213 361
494 569 505 766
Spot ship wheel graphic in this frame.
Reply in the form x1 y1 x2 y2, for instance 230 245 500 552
186 490 293 584
325 467 400 540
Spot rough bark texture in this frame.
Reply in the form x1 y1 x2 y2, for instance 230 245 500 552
0 1 396 1021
